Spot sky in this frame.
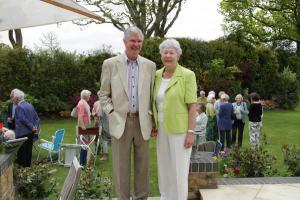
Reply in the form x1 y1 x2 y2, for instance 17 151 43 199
0 0 224 54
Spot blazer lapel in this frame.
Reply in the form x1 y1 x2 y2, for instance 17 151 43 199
165 64 182 91
138 56 146 96
116 55 129 98
153 68 163 99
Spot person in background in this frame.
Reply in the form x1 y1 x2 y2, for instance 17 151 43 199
13 89 39 167
232 94 248 147
248 92 263 148
76 89 92 166
218 93 233 151
92 90 110 161
99 26 156 200
206 94 218 141
194 103 208 146
197 90 207 105
152 38 197 200
7 89 17 130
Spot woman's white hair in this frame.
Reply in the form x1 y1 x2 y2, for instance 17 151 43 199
159 38 182 55
221 93 230 101
208 91 215 97
80 90 91 99
207 94 215 103
13 89 25 101
124 26 144 40
235 94 243 101
4 130 15 140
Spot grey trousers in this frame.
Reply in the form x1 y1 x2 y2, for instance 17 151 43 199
111 117 149 200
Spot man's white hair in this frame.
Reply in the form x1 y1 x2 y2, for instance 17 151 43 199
124 26 144 40
13 89 25 101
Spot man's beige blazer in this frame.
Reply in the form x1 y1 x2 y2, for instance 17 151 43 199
99 54 156 140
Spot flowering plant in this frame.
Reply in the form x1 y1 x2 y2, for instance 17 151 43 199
219 148 241 177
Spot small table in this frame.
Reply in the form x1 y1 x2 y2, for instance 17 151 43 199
60 144 81 167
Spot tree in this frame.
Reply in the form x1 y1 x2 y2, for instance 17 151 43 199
35 31 60 52
8 29 23 48
76 0 186 37
220 0 300 54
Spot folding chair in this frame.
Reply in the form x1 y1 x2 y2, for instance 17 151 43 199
77 127 99 166
36 129 65 164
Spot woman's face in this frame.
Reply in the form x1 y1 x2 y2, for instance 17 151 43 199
161 47 179 69
84 95 90 101
236 96 242 103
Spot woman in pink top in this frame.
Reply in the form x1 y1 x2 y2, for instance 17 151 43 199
76 89 92 165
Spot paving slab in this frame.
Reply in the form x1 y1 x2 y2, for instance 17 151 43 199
200 183 300 200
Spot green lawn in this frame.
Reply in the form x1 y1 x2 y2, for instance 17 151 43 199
24 105 300 199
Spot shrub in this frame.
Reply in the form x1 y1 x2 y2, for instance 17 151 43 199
282 144 300 176
274 68 299 109
76 167 112 199
14 164 57 199
219 133 277 177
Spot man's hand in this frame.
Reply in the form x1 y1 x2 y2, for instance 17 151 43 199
32 126 38 133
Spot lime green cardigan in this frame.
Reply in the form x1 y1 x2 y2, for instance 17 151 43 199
152 64 197 133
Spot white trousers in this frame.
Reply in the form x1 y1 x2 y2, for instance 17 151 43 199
157 126 192 200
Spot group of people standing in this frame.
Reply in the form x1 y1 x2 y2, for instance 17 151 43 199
195 90 263 151
73 89 110 166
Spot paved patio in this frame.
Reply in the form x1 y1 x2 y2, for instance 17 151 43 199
201 177 300 200
113 177 300 200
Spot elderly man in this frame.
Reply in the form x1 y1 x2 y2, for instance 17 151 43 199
13 89 39 167
99 26 156 200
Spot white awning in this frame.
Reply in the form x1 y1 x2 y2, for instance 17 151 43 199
0 0 104 31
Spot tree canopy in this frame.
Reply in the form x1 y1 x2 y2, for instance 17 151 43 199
220 0 300 53
76 0 186 37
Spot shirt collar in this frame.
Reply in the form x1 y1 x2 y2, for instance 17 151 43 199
124 53 139 65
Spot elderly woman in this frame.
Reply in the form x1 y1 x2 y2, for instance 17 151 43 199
76 89 92 165
218 93 233 151
206 93 218 141
152 38 197 200
197 90 207 104
232 94 249 147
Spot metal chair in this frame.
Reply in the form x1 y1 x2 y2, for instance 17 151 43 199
77 127 100 166
36 129 65 164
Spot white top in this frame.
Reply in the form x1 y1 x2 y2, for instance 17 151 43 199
235 104 242 120
156 78 171 123
195 112 208 135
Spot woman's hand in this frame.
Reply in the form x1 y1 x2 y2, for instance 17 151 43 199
151 128 158 137
184 132 195 148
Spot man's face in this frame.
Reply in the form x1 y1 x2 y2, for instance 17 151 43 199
10 91 14 100
124 33 143 60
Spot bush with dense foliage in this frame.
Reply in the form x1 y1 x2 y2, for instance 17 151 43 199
76 167 112 199
282 144 300 176
14 164 57 199
274 68 299 109
1 36 299 115
219 133 277 177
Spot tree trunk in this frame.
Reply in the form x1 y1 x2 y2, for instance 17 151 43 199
8 29 23 48
297 41 300 56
